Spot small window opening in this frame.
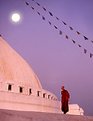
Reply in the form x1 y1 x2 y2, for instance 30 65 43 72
48 95 50 99
19 87 23 93
43 93 46 98
51 96 53 100
8 84 12 91
29 88 32 95
37 91 40 96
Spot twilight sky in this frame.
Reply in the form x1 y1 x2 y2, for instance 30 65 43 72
0 0 93 116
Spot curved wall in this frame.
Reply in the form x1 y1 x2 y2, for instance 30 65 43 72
0 36 42 89
0 81 60 113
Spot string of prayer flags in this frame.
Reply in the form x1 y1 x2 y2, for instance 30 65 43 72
25 1 93 59
28 0 93 45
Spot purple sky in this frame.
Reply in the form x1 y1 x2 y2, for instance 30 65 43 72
0 0 93 116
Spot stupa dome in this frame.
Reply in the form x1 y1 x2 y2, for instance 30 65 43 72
0 36 42 89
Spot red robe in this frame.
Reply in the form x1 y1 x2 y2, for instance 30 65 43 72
61 89 70 114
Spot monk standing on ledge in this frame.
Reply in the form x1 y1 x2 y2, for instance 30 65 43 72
61 86 70 114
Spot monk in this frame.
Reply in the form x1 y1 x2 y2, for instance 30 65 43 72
61 86 70 114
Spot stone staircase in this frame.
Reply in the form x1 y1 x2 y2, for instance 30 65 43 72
0 109 93 121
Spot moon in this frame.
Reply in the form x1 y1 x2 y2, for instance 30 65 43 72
11 13 21 23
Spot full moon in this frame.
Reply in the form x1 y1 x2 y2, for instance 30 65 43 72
11 13 21 23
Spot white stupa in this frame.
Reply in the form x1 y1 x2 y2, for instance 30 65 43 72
0 35 84 115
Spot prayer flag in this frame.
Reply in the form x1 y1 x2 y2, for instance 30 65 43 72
43 7 46 11
42 16 45 20
25 2 29 5
49 11 53 16
90 53 93 58
31 6 34 10
36 2 40 6
78 44 81 47
66 35 68 39
76 31 80 35
84 49 87 54
59 30 62 35
62 21 67 25
83 36 88 40
56 17 59 20
54 25 58 29
72 40 75 43
37 12 40 15
48 21 51 25
69 26 73 30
